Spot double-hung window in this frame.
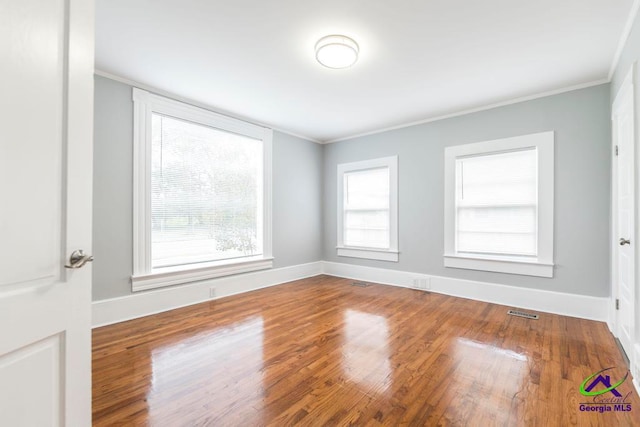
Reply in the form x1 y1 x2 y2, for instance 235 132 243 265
444 132 554 277
132 88 272 291
337 156 399 262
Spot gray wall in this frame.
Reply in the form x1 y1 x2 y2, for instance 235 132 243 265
272 132 323 268
611 11 640 99
93 75 323 301
94 76 611 301
323 84 611 297
93 77 133 301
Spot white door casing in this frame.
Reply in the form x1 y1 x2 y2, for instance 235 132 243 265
0 0 94 425
612 65 636 366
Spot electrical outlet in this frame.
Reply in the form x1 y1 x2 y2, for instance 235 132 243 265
412 278 430 290
209 287 216 298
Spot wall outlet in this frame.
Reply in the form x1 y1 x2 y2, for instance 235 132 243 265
412 278 430 290
209 287 216 298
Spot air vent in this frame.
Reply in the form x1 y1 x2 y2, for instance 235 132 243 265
351 281 369 287
507 309 539 320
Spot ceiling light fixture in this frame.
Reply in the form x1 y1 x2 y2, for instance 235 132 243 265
315 35 359 69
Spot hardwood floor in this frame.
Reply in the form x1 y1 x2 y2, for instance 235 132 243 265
93 275 639 426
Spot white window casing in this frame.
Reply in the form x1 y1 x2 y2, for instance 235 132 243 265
444 132 554 277
337 156 399 262
132 88 273 291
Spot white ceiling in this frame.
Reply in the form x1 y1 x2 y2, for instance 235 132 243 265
96 0 634 143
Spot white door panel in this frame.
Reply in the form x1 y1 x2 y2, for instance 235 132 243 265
0 335 63 426
0 0 65 286
612 67 636 363
0 0 94 425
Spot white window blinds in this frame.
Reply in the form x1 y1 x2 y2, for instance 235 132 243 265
151 113 263 268
455 148 537 257
343 167 390 249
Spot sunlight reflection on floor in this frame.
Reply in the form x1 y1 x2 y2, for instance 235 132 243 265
148 316 264 424
452 337 528 420
342 309 392 394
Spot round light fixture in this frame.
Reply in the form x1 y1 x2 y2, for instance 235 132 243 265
315 35 359 69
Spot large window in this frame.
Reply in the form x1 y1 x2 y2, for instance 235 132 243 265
444 132 554 277
132 88 272 291
337 156 398 262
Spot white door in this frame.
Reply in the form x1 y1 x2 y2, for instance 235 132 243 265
612 66 636 362
0 0 94 425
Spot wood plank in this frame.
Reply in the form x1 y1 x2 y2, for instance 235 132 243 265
93 275 640 426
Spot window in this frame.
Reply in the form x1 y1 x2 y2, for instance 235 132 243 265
337 156 398 262
132 88 272 291
444 132 554 277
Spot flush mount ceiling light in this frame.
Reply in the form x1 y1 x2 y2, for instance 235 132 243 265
315 35 359 69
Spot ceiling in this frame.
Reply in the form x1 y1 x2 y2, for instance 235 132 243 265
96 0 634 143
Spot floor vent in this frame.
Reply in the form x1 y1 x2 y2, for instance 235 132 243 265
351 281 369 287
507 309 539 320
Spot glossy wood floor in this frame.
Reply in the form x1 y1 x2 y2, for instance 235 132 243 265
93 275 639 426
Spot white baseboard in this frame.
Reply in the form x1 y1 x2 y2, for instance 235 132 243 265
92 261 322 328
93 260 610 328
605 317 639 397
607 302 615 334
321 261 609 322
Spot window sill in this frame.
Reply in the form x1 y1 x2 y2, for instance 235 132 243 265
337 246 399 262
443 254 553 278
131 256 274 292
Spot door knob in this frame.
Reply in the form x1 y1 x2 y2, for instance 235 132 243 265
619 238 631 246
65 250 94 269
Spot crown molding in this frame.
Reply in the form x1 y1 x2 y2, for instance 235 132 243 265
325 78 609 144
93 69 322 144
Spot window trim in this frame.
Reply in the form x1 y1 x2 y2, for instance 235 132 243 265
131 88 273 291
336 156 399 262
443 132 554 277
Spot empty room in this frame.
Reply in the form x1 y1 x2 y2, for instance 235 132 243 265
4 0 640 425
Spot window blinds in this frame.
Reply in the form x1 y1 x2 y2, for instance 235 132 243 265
151 113 262 268
455 148 537 257
343 167 390 249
